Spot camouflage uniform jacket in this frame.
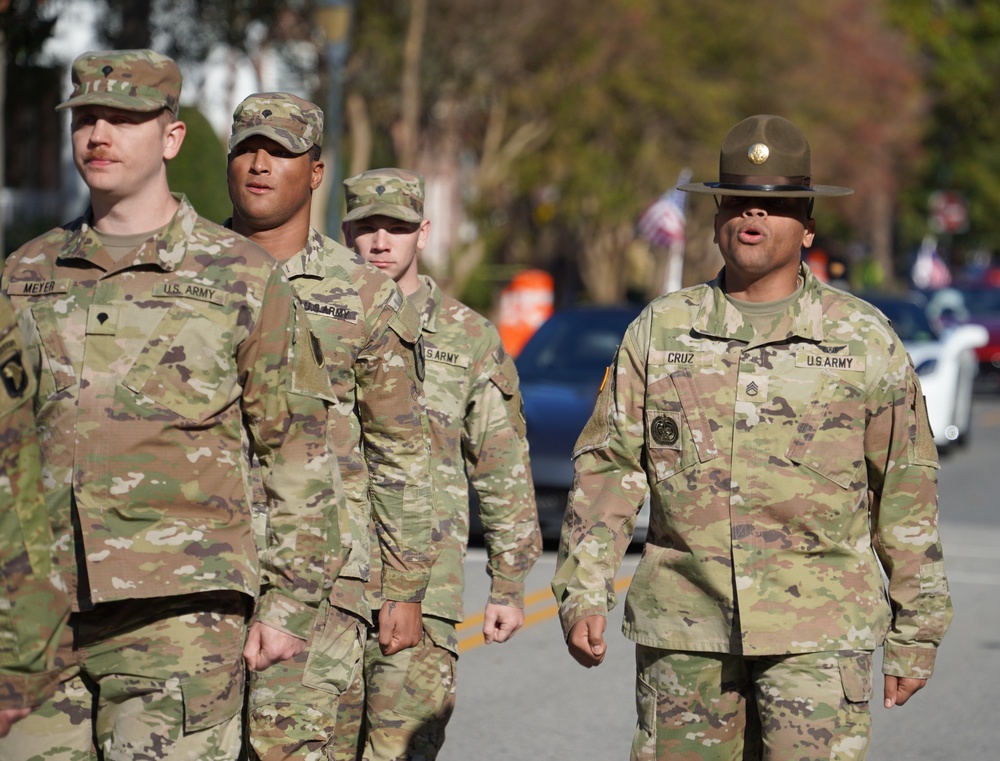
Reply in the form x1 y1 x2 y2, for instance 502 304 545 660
392 275 541 628
553 264 953 678
2 197 342 639
281 229 433 623
0 296 68 709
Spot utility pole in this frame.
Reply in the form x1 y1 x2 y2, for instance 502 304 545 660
315 0 354 236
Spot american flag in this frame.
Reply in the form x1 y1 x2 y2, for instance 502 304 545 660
637 169 692 248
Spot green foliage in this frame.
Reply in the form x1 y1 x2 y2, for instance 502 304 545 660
167 106 231 223
888 0 1000 257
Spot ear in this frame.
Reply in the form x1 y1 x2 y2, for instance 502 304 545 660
712 213 720 245
162 119 186 161
416 219 431 251
310 160 325 191
341 222 354 247
801 218 816 249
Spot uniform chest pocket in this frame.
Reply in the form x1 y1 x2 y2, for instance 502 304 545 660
645 369 719 483
786 370 865 489
18 301 77 397
424 349 471 422
122 302 239 422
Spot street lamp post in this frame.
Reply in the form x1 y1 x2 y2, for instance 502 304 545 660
315 0 355 236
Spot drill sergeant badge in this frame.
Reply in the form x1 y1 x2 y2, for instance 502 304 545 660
650 412 681 447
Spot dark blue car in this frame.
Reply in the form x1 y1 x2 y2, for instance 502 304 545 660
515 304 645 542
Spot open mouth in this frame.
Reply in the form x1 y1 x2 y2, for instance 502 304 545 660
738 224 764 244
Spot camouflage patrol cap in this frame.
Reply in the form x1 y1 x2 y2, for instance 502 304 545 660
343 168 424 223
679 114 852 198
229 92 324 154
56 49 182 116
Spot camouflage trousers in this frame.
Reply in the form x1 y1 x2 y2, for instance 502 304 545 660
246 601 366 761
0 591 249 761
631 647 873 761
335 618 457 761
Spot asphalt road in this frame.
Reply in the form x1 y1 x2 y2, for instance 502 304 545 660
442 394 1000 760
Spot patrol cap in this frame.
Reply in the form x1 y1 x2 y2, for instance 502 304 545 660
56 49 182 116
229 92 324 154
343 168 424 223
679 114 853 198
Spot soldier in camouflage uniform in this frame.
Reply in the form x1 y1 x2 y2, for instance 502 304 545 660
0 296 69 738
226 92 435 760
0 51 343 760
340 168 542 760
552 114 953 760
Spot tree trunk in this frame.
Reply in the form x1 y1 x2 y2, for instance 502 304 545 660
577 222 634 304
345 92 372 177
392 0 426 168
868 187 897 289
110 0 152 49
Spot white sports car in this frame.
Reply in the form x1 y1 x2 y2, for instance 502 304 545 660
865 294 987 451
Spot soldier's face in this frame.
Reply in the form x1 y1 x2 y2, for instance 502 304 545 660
70 105 183 197
713 195 815 291
344 214 429 291
227 136 323 233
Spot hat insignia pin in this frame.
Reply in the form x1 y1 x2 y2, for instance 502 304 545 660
262 109 272 118
375 185 385 196
748 143 769 165
102 65 113 77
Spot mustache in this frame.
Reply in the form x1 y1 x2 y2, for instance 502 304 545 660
82 150 116 162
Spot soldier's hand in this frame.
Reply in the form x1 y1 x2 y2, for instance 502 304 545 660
883 675 927 708
243 621 307 671
568 615 607 668
378 600 423 655
0 707 33 737
483 602 524 644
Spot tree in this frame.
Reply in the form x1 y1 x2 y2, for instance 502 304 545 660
348 0 923 305
888 0 1000 266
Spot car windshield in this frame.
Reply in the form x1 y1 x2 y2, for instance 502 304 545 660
866 298 939 343
516 308 638 385
956 287 1000 316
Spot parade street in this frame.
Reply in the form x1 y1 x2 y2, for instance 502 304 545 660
445 395 1000 761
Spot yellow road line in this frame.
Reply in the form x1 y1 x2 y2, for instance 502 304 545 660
457 574 633 653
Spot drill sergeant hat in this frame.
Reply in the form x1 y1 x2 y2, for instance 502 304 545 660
229 92 324 155
342 168 424 224
679 114 853 198
56 49 182 116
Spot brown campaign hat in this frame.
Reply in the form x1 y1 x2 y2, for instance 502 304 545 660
56 49 182 116
679 114 853 198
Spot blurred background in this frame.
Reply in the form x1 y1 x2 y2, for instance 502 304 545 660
4 0 1000 316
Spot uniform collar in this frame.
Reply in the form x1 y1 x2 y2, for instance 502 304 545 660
694 262 825 345
280 227 328 279
62 193 197 273
415 274 444 333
